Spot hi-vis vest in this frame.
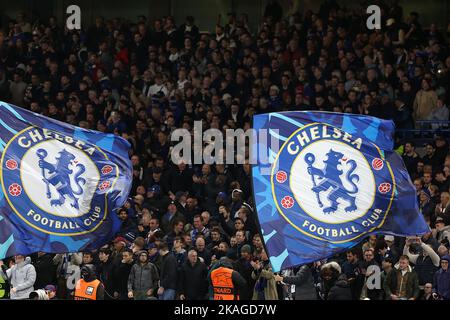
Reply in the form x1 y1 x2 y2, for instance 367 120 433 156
0 276 5 299
211 267 239 300
74 279 100 300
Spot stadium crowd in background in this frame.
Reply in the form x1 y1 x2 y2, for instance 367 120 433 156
0 0 450 300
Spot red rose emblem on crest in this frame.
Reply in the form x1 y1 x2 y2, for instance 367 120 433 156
6 159 18 170
276 171 287 183
9 183 22 196
281 196 294 209
101 165 113 175
378 183 391 194
99 181 111 191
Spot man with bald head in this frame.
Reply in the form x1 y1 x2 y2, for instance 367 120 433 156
196 237 212 267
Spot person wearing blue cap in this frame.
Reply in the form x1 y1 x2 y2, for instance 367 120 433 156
44 285 57 300
144 184 170 218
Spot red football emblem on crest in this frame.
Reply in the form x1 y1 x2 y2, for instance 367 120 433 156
372 158 384 170
378 183 391 194
281 196 294 209
276 171 287 183
6 159 18 170
8 183 22 196
99 181 111 191
101 165 113 175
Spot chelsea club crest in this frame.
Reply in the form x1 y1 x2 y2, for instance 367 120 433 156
0 127 119 235
271 123 395 243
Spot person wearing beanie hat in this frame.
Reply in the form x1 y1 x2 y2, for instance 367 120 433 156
127 250 159 300
233 244 255 300
74 264 104 300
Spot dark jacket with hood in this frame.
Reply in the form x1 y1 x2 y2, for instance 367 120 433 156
127 260 159 293
433 255 450 300
79 264 104 300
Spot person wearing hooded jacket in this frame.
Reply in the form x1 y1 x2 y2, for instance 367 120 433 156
433 255 450 300
127 250 159 300
74 264 104 300
5 255 36 300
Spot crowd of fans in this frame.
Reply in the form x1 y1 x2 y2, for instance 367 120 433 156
0 0 450 300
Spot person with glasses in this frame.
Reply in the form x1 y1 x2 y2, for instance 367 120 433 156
432 255 450 300
359 248 382 300
420 283 435 300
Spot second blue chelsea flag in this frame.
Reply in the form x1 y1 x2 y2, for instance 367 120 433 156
251 111 429 272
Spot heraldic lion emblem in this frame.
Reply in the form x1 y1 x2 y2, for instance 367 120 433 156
37 148 86 209
305 149 360 214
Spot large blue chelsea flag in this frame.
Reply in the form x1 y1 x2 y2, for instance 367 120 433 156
0 102 132 259
251 111 429 272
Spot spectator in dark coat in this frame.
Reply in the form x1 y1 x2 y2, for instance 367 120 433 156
157 241 178 300
384 255 420 300
97 248 115 300
233 244 255 300
196 237 212 267
117 208 138 240
32 252 56 290
167 163 193 196
112 249 134 300
274 264 317 300
179 249 208 300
